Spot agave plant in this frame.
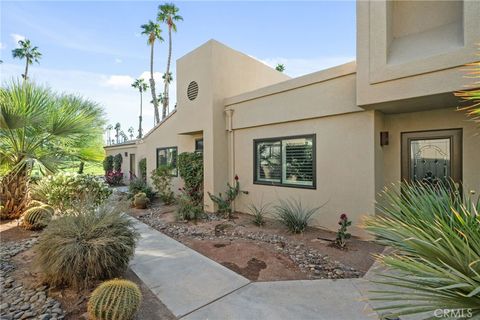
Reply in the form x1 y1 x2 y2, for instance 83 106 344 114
0 81 105 219
274 197 324 233
364 182 480 318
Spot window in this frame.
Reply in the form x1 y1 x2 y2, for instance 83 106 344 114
195 139 204 153
254 135 315 188
156 147 178 176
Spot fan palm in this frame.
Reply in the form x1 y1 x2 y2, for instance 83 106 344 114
114 122 121 144
131 78 149 138
157 3 183 120
0 81 105 219
11 39 42 80
364 182 480 318
141 21 163 125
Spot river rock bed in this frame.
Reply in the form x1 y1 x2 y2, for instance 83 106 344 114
0 238 65 320
139 213 361 279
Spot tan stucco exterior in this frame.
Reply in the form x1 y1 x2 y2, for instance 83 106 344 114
105 1 480 237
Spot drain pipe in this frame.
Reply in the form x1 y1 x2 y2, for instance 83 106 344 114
225 109 235 211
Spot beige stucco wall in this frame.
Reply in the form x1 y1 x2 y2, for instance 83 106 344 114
232 111 377 238
379 108 480 194
356 0 480 106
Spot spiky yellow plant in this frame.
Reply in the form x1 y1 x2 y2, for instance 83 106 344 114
455 48 480 126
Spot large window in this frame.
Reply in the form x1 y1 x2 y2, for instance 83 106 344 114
156 146 178 176
254 135 315 188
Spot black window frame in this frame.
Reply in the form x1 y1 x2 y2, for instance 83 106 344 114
195 138 204 153
253 134 316 189
156 146 178 177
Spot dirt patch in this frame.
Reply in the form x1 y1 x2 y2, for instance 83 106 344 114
0 220 40 242
222 258 267 281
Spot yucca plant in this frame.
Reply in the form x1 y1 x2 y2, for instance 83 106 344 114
364 182 480 318
35 203 139 289
274 197 323 233
248 200 271 227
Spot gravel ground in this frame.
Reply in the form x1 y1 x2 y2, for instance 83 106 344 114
0 238 66 320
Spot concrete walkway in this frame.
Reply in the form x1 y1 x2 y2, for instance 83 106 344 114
129 218 380 320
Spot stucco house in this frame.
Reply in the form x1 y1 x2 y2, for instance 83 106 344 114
105 0 480 237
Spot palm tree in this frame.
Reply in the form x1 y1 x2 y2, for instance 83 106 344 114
11 39 42 80
141 21 163 125
0 81 105 219
106 124 113 145
128 127 134 140
157 3 183 120
114 123 121 144
275 64 285 72
131 78 149 138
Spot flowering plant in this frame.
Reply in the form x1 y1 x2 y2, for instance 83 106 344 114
335 213 352 249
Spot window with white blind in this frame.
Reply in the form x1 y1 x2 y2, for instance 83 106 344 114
254 135 315 188
156 146 178 176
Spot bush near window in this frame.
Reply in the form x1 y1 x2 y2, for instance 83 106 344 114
113 153 123 172
103 155 114 173
139 158 147 181
32 172 112 213
274 197 323 233
35 204 139 289
364 182 480 318
177 152 203 219
151 166 175 205
128 178 155 201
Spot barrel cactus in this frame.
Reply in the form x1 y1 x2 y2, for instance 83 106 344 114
27 200 47 209
133 192 149 209
23 205 53 230
87 279 142 320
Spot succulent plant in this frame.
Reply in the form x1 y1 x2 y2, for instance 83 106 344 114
23 205 53 230
87 279 142 320
133 192 149 209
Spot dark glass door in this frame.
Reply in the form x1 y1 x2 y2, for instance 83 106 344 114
401 129 462 186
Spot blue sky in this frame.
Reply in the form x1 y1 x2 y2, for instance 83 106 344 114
1 1 356 135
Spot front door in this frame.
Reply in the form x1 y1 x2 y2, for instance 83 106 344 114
401 129 462 186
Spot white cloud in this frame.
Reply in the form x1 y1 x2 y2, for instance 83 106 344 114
0 42 5 50
114 58 122 64
103 75 135 88
10 33 26 45
251 55 356 78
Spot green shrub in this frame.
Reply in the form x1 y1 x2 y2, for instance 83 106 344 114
113 153 123 172
128 178 155 201
32 173 112 213
248 200 271 226
35 204 139 289
138 158 147 180
151 166 175 205
103 155 114 173
208 175 247 218
274 197 323 233
133 192 149 209
177 152 203 218
364 182 480 318
22 205 53 230
88 279 142 320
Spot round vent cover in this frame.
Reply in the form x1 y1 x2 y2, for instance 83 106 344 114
187 81 199 101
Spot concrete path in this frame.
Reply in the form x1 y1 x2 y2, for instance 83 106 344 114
129 218 380 320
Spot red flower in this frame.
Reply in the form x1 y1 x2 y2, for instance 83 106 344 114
234 175 239 181
340 213 347 220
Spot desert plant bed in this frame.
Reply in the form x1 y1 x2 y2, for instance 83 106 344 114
130 200 384 281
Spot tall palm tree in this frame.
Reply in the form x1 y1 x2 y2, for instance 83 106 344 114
128 127 135 140
157 3 183 120
275 64 285 72
141 21 163 125
131 78 149 138
106 124 113 145
11 39 42 80
114 123 121 144
0 81 105 219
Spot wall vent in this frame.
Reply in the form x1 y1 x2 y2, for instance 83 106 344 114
187 81 199 101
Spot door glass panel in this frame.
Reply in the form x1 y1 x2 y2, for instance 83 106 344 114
410 138 450 185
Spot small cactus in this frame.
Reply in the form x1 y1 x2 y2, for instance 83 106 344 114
133 192 149 209
27 200 47 209
23 205 53 230
87 279 142 320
